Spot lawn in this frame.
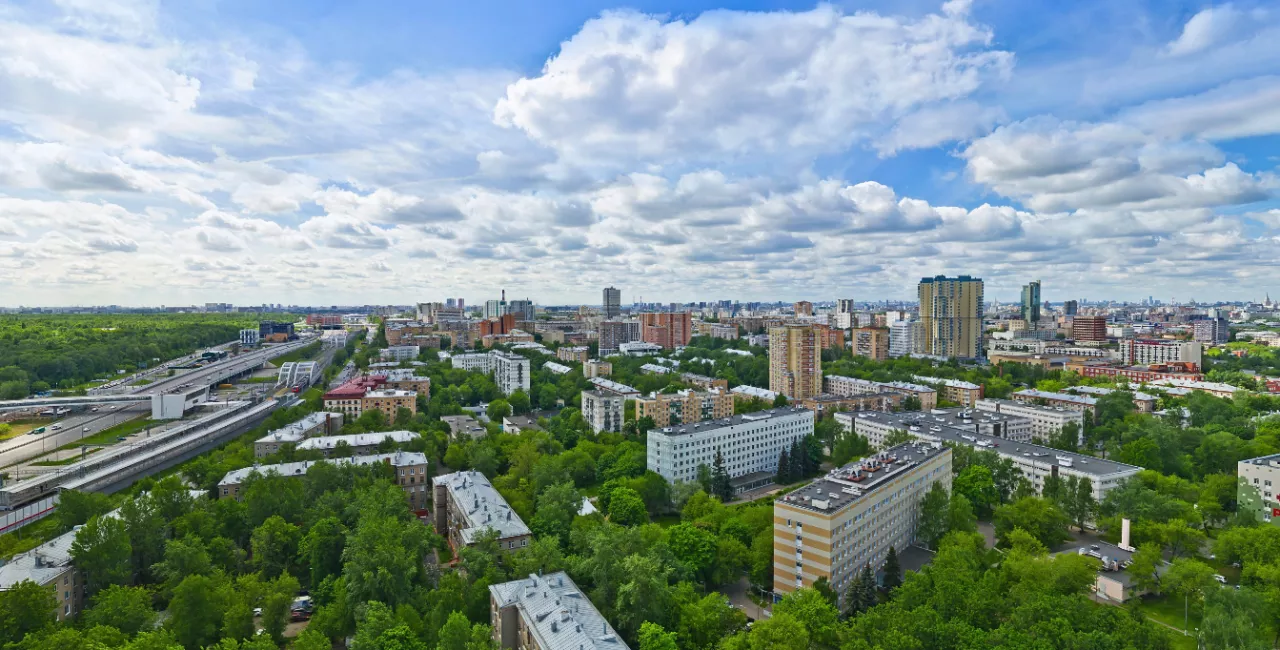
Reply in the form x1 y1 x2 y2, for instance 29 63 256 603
1 419 51 441
55 416 156 451
1138 594 1201 636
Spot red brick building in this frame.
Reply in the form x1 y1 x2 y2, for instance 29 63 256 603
639 312 692 349
1071 316 1107 342
479 314 517 338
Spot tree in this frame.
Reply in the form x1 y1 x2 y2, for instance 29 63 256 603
1201 587 1270 650
993 497 1070 549
167 574 228 650
696 464 712 493
842 563 877 618
293 629 332 650
300 516 347 587
53 490 114 532
901 395 922 411
529 482 581 547
1063 476 1096 532
678 592 746 650
711 448 733 501
507 389 531 414
262 592 291 645
773 394 789 408
84 584 156 635
250 515 301 579
120 495 166 585
71 514 133 596
0 580 56 646
607 487 648 526
1164 557 1216 634
947 492 977 535
953 465 999 518
221 602 254 642
775 448 792 484
153 536 212 594
614 554 674 639
916 482 949 549
882 546 902 593
343 514 430 607
638 622 679 650
1127 543 1164 596
486 399 511 421
668 523 717 581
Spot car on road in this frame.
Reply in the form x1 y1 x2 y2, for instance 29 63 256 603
90 407 99 412
82 426 90 432
50 424 61 430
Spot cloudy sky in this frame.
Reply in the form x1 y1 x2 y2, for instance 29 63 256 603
1 0 1278 307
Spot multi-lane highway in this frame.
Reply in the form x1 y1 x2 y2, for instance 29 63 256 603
0 403 151 469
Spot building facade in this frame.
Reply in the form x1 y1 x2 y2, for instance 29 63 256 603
254 411 344 458
557 346 590 363
581 390 626 433
434 470 531 552
1021 280 1041 324
918 276 984 360
598 320 641 356
639 312 693 349
769 324 822 399
1071 316 1107 342
1193 318 1229 345
835 299 856 329
1119 339 1204 368
635 389 734 427
645 407 815 487
1239 454 1280 526
888 319 919 358
584 360 612 378
912 376 983 407
976 398 1087 444
603 287 622 319
853 328 889 361
773 442 952 599
452 351 531 395
794 301 814 316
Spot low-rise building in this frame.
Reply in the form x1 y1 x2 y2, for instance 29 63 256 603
1067 385 1158 412
371 368 431 399
254 411 344 458
296 430 419 457
588 377 639 397
729 384 779 404
219 452 431 509
646 407 815 492
584 359 612 378
681 372 729 391
797 392 902 417
380 345 421 361
1010 389 1097 415
773 442 951 599
1066 360 1203 383
0 509 110 620
640 363 671 375
912 375 983 407
442 415 487 439
1239 454 1280 526
433 470 531 552
635 389 734 427
846 410 1139 502
977 398 1086 444
240 328 261 347
557 346 590 363
1145 378 1242 399
988 351 1066 369
542 361 572 375
619 341 664 356
879 381 939 411
489 572 629 650
581 390 626 433
1120 339 1203 369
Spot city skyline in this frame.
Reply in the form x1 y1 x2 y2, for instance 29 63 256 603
2 1 1279 306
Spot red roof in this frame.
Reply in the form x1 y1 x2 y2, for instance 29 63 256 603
323 375 386 400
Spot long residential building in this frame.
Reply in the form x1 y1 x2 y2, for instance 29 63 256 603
489 572 629 650
852 327 889 361
219 452 431 509
846 410 1139 502
635 389 734 427
371 368 432 399
912 375 982 406
773 441 951 598
1067 385 1158 412
323 376 418 420
639 312 693 348
976 398 1087 444
646 407 815 492
823 375 939 410
1145 378 1243 399
254 411 344 458
1119 339 1203 369
1238 454 1280 526
1010 389 1096 415
452 351 531 395
296 430 419 456
769 324 822 399
433 470 531 552
598 320 641 356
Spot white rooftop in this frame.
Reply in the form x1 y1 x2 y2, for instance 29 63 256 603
912 375 981 390
219 451 428 486
589 377 639 395
254 411 338 444
296 430 418 451
543 362 572 375
489 572 629 650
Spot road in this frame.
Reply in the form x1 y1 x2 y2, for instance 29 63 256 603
0 404 151 469
138 339 313 395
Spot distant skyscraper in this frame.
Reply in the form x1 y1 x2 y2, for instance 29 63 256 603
484 290 507 319
1021 280 1041 324
918 276 984 360
603 287 621 319
769 324 821 399
1063 300 1078 316
793 301 813 317
446 298 457 309
508 299 535 322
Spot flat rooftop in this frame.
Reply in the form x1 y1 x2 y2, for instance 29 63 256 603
913 375 981 390
654 406 811 437
489 572 629 650
255 411 337 444
588 377 639 395
1012 389 1097 406
1241 453 1280 467
433 470 530 543
850 410 1139 478
779 441 949 515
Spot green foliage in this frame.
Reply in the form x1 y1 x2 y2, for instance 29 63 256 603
83 585 155 636
993 497 1071 548
607 487 649 526
915 481 949 550
71 514 133 596
0 580 57 646
637 622 678 650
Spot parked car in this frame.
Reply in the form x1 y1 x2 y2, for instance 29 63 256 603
1214 574 1227 584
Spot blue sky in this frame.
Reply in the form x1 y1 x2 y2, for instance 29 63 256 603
0 0 1278 306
